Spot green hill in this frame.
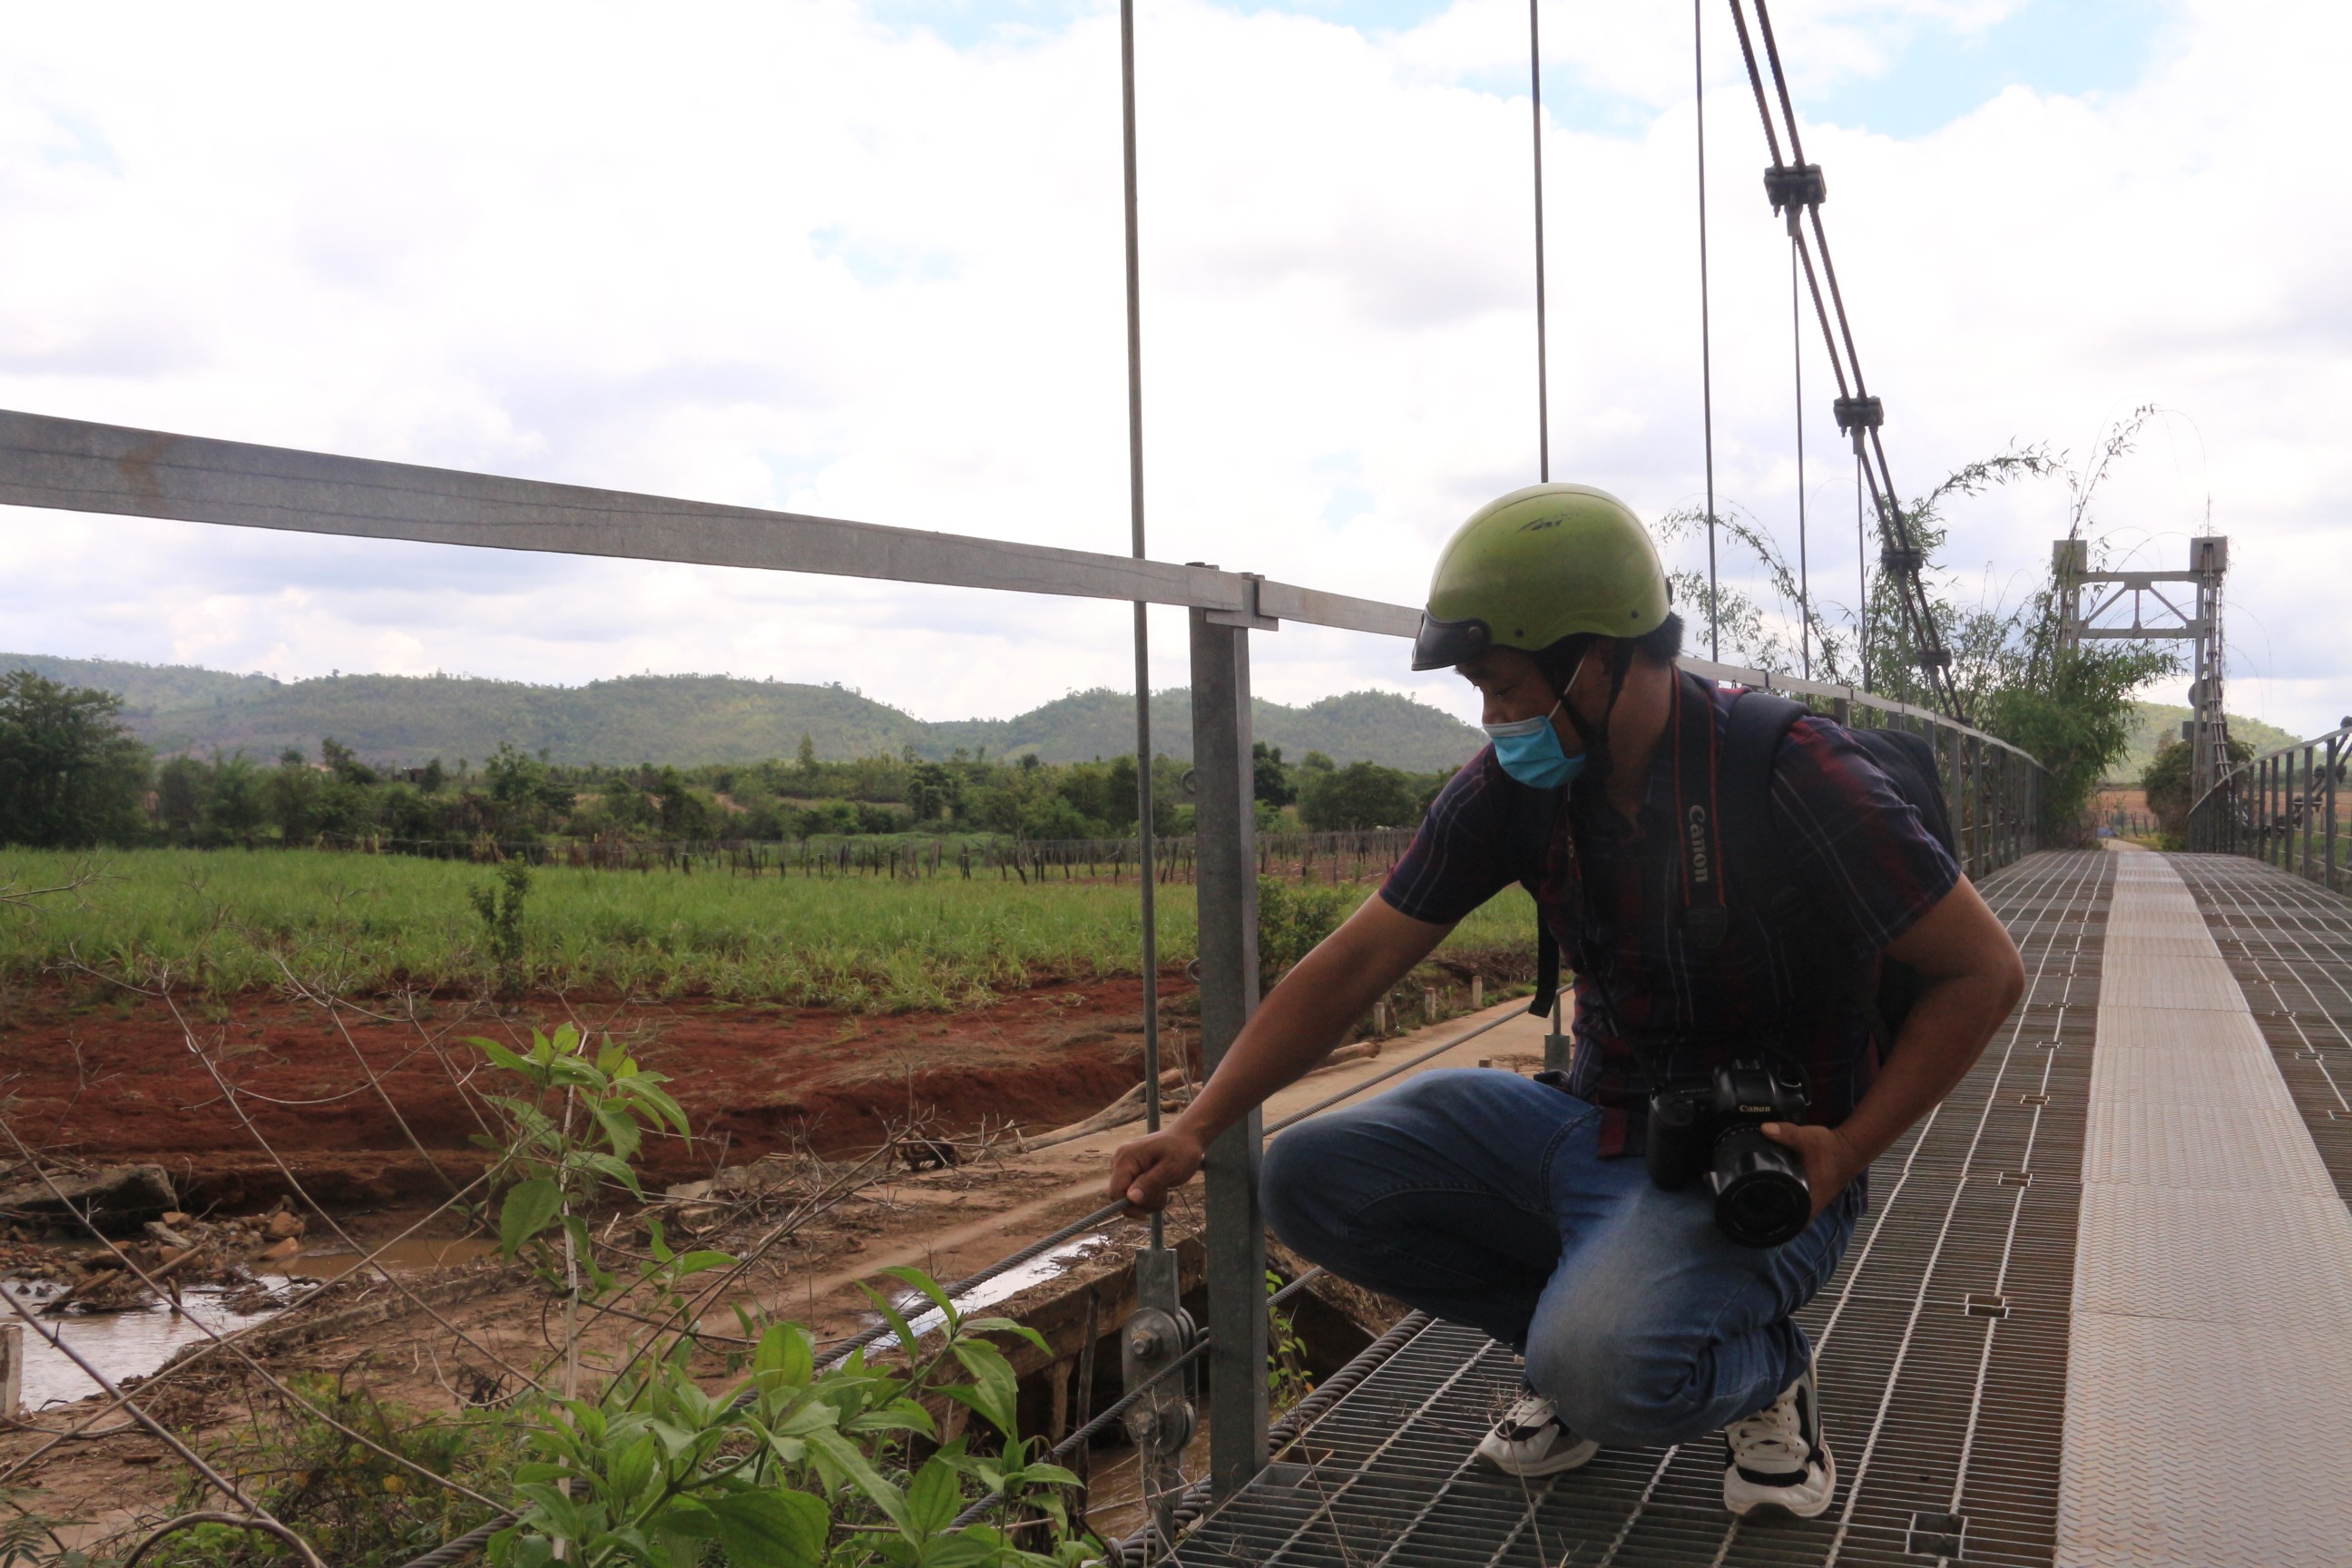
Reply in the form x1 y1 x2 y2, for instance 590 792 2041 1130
0 654 1486 773
2110 701 2302 784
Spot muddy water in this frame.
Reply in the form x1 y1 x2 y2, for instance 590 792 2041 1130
5 1279 287 1413
891 1232 1117 1341
6 1236 500 1413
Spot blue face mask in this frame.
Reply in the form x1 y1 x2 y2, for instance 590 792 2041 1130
1485 702 1586 790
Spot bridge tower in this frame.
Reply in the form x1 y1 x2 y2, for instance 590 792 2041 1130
2053 534 2231 798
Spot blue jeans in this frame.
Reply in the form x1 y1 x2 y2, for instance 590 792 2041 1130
1262 1069 1862 1448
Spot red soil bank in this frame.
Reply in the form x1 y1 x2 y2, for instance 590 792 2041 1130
0 976 1193 1210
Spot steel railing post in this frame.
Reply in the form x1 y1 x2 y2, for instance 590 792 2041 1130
2304 745 2318 883
1187 608 1268 1498
2276 757 2286 867
2288 749 2301 877
2271 757 2282 867
2328 736 2340 893
1968 733 1985 876
1957 730 1972 873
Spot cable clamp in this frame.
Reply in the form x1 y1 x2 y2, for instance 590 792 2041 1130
1916 647 1954 671
1763 162 1826 233
1833 394 1883 432
1834 394 1884 456
1879 544 1924 574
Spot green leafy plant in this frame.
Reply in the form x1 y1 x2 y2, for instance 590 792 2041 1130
1257 876 1351 989
470 1024 692 1290
490 1270 1094 1567
1266 1271 1314 1416
127 1382 516 1567
0 1488 91 1568
470 856 533 998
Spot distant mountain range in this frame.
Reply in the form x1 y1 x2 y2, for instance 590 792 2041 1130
7 652 2302 782
1 653 1489 773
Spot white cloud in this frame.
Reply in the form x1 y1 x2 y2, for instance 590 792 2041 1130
0 0 2344 741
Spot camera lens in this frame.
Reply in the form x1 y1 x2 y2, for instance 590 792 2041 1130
1709 1125 1811 1249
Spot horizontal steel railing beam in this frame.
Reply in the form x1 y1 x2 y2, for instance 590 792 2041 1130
2066 569 2202 588
0 408 1423 635
0 407 2040 767
1679 655 2041 765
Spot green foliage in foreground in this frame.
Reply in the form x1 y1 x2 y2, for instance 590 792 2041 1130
135 1032 1094 1568
0 848 1530 1007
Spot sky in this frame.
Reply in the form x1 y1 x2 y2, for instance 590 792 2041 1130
0 0 2345 739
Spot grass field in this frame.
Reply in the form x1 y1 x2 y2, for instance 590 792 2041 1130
0 848 1533 1010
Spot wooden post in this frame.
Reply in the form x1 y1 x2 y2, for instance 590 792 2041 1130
0 1323 19 1424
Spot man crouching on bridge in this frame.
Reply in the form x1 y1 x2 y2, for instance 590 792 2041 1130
1107 484 2024 1520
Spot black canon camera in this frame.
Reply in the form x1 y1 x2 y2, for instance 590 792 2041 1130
1645 1057 1813 1249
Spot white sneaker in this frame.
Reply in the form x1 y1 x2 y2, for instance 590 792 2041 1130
1475 1391 1599 1477
1721 1365 1836 1519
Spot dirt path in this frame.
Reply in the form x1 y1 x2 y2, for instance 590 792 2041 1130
760 996 1552 1328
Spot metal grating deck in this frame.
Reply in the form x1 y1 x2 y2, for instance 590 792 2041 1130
1171 850 2115 1568
2171 854 2352 1202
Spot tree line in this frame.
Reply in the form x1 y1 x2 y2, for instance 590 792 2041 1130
0 671 1459 849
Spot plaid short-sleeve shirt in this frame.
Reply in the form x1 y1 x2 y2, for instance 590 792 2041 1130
1382 673 1961 1156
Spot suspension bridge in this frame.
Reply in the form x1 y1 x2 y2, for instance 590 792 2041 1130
2 2 2346 1566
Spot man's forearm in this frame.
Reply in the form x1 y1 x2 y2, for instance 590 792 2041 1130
1171 898 1450 1147
1174 952 1390 1144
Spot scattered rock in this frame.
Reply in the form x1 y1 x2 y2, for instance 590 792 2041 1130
0 1165 175 1237
661 1180 712 1202
265 1210 306 1240
710 1162 793 1199
899 1139 962 1172
260 1236 302 1262
146 1220 194 1250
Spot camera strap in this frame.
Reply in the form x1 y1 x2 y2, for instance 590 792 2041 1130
1669 672 1730 952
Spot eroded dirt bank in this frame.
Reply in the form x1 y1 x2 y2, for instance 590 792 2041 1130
0 974 1200 1209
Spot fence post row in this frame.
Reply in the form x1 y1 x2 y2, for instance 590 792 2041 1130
1188 608 1269 1498
2188 718 2352 886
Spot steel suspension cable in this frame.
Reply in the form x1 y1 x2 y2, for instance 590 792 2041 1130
1721 0 1964 719
1793 237 1809 679
1694 0 1719 661
1529 0 1550 481
1117 0 1165 1255
1857 449 1868 679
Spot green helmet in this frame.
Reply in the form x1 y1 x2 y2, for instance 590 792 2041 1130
1410 483 1670 671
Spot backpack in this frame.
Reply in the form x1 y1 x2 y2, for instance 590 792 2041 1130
1519 685 1958 1061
